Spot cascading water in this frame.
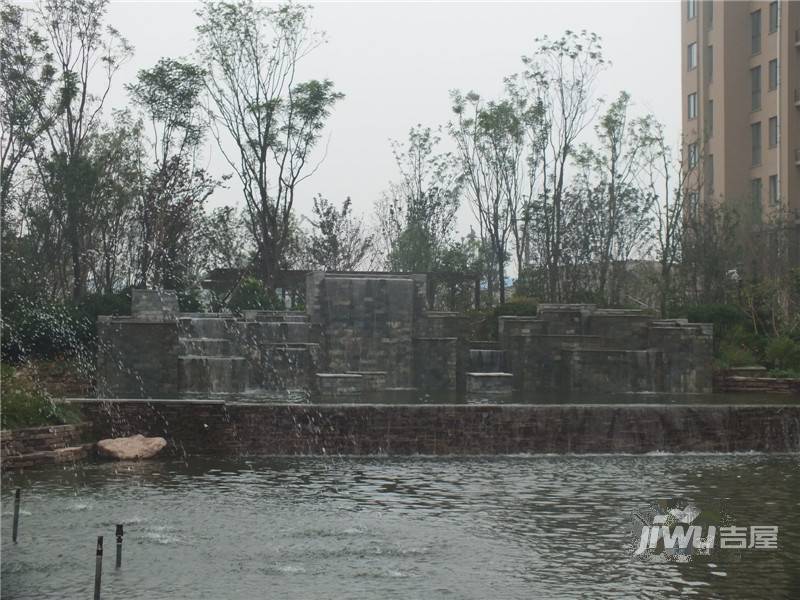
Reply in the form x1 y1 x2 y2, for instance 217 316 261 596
468 349 508 373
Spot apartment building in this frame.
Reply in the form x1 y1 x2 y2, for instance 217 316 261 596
681 0 799 217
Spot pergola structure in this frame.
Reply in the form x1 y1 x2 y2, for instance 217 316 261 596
202 268 483 311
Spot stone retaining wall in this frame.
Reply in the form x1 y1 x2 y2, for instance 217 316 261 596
71 400 800 456
1 424 92 469
714 375 800 395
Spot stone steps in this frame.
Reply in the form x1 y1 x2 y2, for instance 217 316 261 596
1 424 88 455
1 444 93 469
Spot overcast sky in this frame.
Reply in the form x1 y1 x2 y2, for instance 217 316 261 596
102 0 681 233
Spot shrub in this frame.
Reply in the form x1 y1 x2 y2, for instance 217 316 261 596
494 297 538 319
717 341 758 368
466 297 538 341
227 277 281 312
764 336 800 372
0 292 131 364
0 364 81 430
683 304 749 337
177 288 204 312
1 298 91 363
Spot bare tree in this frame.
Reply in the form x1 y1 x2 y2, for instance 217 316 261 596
196 0 343 291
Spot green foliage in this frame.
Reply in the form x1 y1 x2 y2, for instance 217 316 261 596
465 297 538 341
126 57 206 150
197 0 343 290
680 303 800 376
495 297 538 318
177 288 205 312
0 364 81 430
381 125 461 272
764 337 800 372
681 303 749 349
683 303 748 329
717 341 758 368
75 291 132 321
307 195 373 271
227 277 280 312
0 292 130 363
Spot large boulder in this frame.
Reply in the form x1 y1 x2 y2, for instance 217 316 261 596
96 434 167 460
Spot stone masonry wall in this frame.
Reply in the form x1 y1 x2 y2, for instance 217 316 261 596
72 400 800 455
413 338 457 391
96 319 180 398
318 277 415 387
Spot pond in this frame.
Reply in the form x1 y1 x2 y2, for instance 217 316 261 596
3 454 799 599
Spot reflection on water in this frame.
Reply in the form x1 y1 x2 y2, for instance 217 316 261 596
2 454 799 599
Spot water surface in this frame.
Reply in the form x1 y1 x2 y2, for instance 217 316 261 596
2 454 799 599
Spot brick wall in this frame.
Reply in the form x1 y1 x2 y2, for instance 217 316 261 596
1 424 92 468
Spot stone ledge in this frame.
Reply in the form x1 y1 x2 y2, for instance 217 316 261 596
2 444 94 469
71 399 800 455
714 375 800 395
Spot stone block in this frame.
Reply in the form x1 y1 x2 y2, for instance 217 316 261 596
131 289 179 320
316 373 363 399
466 372 514 395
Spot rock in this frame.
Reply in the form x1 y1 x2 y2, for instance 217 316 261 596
96 434 167 460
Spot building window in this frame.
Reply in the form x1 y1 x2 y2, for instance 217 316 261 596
751 121 762 166
769 116 778 147
687 191 700 219
705 154 714 196
769 175 779 204
705 100 713 137
768 59 778 90
751 178 762 204
687 42 698 70
769 1 778 33
688 92 698 119
688 0 697 20
688 143 698 168
704 0 713 29
751 66 761 111
751 10 761 54
704 45 713 81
